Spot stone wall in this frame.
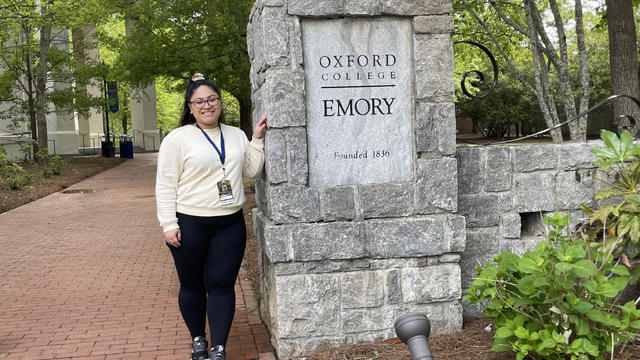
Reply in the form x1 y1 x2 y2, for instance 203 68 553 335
248 0 463 357
457 141 602 315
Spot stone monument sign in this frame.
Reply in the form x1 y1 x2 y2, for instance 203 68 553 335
248 1 462 358
303 18 413 186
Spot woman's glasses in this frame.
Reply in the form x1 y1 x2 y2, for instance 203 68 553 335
190 96 220 108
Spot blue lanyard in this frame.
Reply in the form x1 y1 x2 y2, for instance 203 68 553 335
195 123 225 166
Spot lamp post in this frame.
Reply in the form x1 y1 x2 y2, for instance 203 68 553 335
394 313 434 360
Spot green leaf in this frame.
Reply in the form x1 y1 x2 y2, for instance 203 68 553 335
630 320 640 329
575 318 591 335
586 309 608 323
536 337 555 351
611 265 630 276
631 265 640 283
607 276 629 293
495 327 513 339
574 299 594 313
572 259 597 278
626 241 640 258
499 251 520 270
514 326 529 339
601 131 621 156
595 188 617 200
555 262 572 273
565 245 587 261
518 257 538 274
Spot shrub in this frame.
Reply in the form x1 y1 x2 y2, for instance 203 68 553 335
0 148 32 190
42 155 67 178
464 213 640 360
466 130 640 359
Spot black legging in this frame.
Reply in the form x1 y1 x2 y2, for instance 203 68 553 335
169 210 246 346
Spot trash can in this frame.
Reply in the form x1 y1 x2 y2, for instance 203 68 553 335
101 141 115 158
119 135 134 159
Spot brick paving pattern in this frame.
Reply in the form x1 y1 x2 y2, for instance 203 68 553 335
0 153 275 360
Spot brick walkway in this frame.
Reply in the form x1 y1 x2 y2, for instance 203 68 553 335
0 153 275 360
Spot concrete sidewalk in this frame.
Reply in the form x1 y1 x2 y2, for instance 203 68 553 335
0 153 275 360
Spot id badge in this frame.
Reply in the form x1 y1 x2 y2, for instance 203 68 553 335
217 180 234 205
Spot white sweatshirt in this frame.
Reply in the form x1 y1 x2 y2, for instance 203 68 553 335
155 123 264 233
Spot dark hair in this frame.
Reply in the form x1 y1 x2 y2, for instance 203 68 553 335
179 78 226 126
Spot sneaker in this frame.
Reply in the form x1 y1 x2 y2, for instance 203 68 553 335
210 345 226 360
191 336 209 360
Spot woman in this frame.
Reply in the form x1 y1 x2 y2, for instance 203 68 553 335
156 73 266 360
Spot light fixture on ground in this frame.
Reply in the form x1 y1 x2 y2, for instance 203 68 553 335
394 313 434 360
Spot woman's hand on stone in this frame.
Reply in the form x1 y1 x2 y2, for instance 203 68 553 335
254 114 267 139
164 229 181 247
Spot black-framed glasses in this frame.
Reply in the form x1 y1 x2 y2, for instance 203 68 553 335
190 96 220 108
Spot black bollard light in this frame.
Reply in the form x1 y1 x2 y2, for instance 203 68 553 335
394 313 434 360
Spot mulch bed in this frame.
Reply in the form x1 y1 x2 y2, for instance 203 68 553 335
0 155 126 214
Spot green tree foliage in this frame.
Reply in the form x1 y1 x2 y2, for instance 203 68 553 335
101 0 254 136
0 0 109 156
453 0 594 142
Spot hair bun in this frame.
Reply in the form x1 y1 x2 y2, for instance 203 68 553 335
191 73 205 81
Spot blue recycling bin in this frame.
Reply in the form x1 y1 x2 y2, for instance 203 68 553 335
119 135 134 159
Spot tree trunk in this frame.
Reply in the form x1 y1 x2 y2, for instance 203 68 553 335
575 0 590 138
35 20 52 159
605 0 640 133
238 97 252 138
23 24 38 157
523 0 563 143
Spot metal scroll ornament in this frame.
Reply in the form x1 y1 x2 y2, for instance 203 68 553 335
454 40 499 99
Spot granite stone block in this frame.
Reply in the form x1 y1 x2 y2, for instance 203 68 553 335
265 129 287 184
416 157 458 213
446 215 466 252
402 264 461 303
460 227 499 288
286 127 308 184
513 172 556 212
345 0 381 15
500 213 521 239
414 34 454 99
261 6 289 67
291 222 366 261
485 147 512 192
386 269 402 304
456 147 483 194
559 141 600 170
359 183 415 218
381 0 453 15
366 217 448 257
264 68 306 128
439 253 461 263
458 194 499 227
269 185 321 223
399 301 463 334
555 170 595 209
275 273 341 338
415 102 456 155
513 145 557 173
321 186 356 221
414 15 454 33
500 237 543 256
342 307 397 334
341 271 384 308
288 0 344 16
